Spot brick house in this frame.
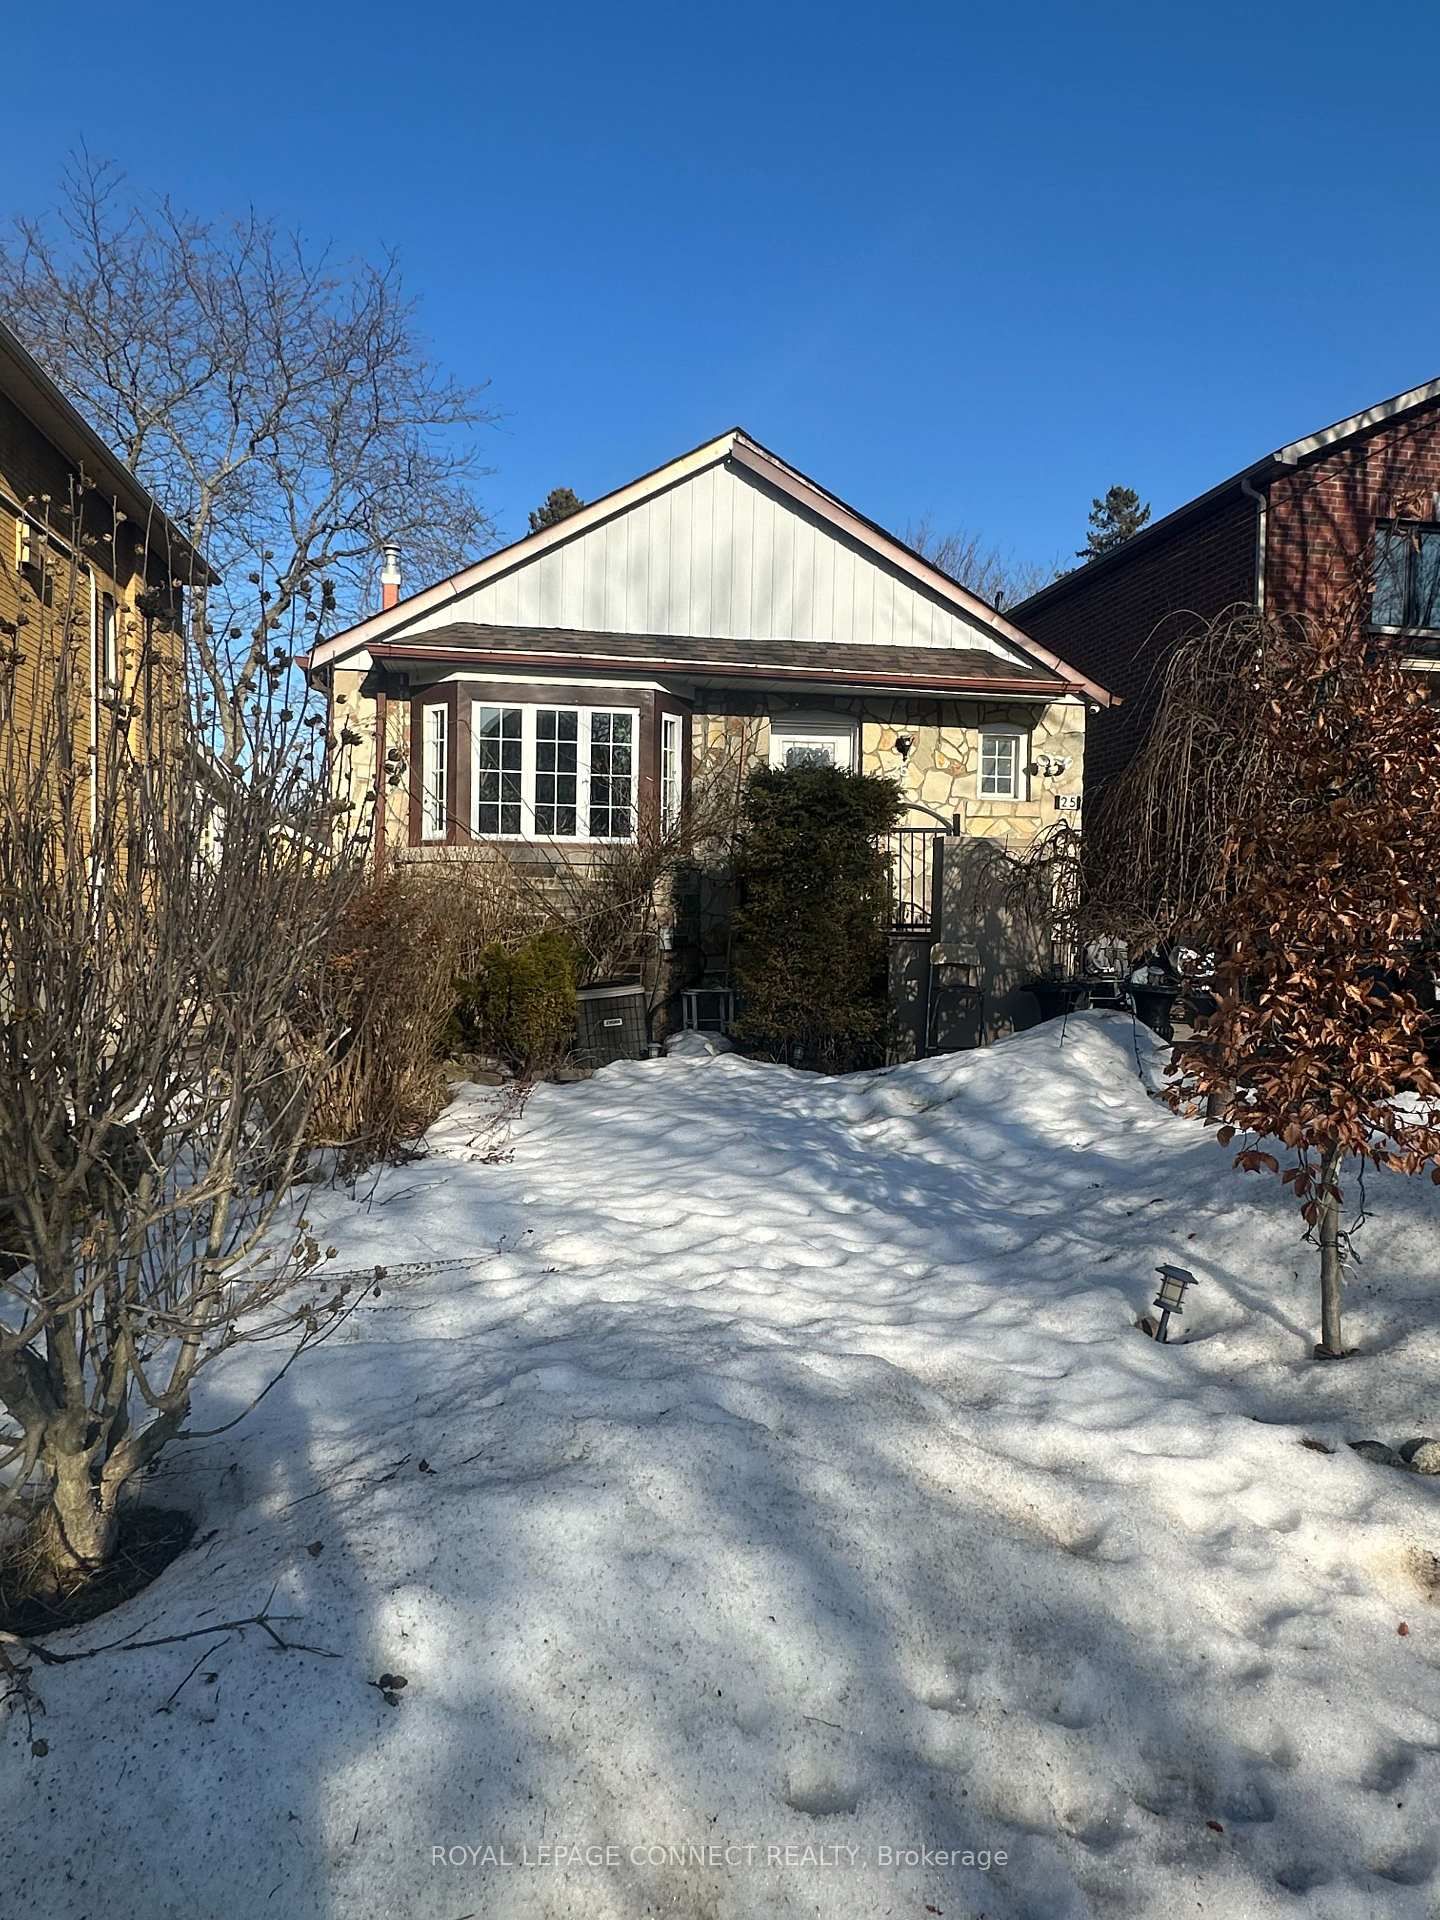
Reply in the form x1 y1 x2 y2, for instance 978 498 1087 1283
0 317 208 777
1015 375 1440 793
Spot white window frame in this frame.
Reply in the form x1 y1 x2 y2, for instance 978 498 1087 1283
420 702 449 840
660 713 683 836
977 724 1028 801
767 713 857 771
469 701 640 844
101 594 119 688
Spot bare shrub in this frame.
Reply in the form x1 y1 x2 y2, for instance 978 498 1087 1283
307 869 459 1164
498 763 745 998
0 546 369 1590
310 850 547 1159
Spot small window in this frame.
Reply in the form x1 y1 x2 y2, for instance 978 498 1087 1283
101 595 119 687
660 713 683 836
421 704 449 839
768 716 856 771
1373 522 1440 632
978 726 1026 800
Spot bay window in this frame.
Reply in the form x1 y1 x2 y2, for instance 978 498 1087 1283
467 701 637 841
534 707 579 836
586 709 634 838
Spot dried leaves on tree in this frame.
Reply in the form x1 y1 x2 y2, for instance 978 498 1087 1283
1090 583 1440 1355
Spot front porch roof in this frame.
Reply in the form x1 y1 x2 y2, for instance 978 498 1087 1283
364 622 1093 701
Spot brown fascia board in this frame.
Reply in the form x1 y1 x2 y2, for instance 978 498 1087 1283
311 423 1115 704
724 438 1114 704
363 640 1079 699
310 427 741 667
0 319 218 586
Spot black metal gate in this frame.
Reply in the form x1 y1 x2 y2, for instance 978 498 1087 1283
884 827 943 936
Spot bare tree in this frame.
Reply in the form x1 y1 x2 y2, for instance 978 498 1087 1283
0 494 371 1589
0 153 498 761
905 515 1061 611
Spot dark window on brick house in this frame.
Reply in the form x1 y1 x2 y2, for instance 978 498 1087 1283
1372 522 1440 632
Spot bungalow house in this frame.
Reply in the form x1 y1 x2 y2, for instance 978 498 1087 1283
1015 373 1440 796
308 429 1112 1045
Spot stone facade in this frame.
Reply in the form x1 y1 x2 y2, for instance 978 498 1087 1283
693 691 1086 847
338 677 1087 864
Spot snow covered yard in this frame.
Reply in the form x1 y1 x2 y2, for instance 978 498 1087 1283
5 1012 1440 1920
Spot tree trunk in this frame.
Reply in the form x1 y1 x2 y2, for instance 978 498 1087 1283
37 1448 121 1581
1317 1149 1345 1357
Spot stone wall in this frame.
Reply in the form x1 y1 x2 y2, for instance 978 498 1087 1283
693 691 1086 847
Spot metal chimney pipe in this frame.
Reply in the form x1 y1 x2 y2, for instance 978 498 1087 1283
380 541 403 612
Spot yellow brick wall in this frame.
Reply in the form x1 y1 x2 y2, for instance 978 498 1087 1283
0 392 186 785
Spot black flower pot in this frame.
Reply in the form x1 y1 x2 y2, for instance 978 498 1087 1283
1129 982 1181 1041
1026 979 1090 1023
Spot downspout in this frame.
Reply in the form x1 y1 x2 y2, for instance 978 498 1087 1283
88 566 99 838
373 541 402 879
373 684 388 881
1240 473 1267 614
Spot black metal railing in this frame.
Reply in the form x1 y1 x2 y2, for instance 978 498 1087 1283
884 827 943 935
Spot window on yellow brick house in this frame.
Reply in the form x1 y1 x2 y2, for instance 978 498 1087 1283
101 595 119 688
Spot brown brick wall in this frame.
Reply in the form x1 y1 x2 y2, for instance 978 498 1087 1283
1019 489 1259 789
1265 401 1440 620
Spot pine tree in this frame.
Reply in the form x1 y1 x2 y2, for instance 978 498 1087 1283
528 486 585 534
1078 485 1150 559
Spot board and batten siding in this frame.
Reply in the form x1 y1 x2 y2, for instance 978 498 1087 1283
403 460 1033 663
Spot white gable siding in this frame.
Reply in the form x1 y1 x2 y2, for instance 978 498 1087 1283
403 460 1031 663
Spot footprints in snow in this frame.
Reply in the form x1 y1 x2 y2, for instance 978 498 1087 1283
781 1771 862 1818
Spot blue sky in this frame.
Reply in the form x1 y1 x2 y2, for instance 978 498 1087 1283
7 1 1438 573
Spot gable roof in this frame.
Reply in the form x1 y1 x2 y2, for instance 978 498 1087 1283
1017 370 1440 618
310 427 1113 703
0 318 217 586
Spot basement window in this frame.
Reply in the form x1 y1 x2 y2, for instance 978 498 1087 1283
1372 522 1440 632
978 725 1027 800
